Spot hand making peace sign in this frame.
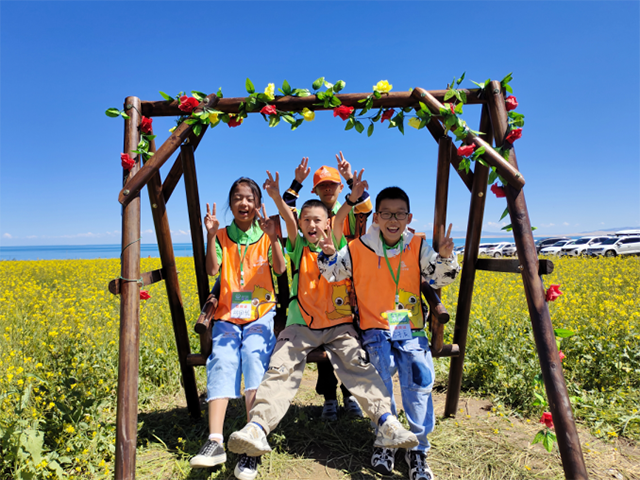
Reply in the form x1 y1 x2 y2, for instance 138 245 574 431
294 157 311 184
349 168 368 202
204 203 219 236
438 223 455 258
318 228 336 256
255 204 276 238
335 151 353 182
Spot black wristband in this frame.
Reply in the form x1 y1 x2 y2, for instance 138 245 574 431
345 194 357 207
346 178 354 187
290 179 303 193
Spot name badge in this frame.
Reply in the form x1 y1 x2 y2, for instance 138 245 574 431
384 309 412 341
231 291 254 319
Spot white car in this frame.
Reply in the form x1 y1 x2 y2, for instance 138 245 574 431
587 236 640 257
559 236 610 256
540 240 574 256
480 242 512 257
502 243 517 256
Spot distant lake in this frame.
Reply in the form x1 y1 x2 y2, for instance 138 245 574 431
1 237 516 261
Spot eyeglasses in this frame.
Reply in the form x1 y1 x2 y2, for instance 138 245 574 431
377 211 409 220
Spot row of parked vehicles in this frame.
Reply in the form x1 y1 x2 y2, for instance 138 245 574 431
535 230 640 257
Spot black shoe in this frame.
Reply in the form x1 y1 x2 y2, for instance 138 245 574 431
371 447 397 475
405 450 434 480
234 453 260 480
190 439 227 468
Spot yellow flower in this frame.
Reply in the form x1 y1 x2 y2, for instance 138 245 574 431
408 117 421 129
208 113 220 126
373 80 393 93
264 83 275 100
301 108 315 122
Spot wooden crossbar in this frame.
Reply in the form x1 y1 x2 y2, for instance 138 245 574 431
109 268 165 295
475 258 554 275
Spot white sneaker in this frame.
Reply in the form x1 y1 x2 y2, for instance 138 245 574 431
371 447 397 475
321 399 338 421
344 396 364 418
228 423 272 457
405 450 434 480
234 453 259 480
374 416 419 449
189 439 227 468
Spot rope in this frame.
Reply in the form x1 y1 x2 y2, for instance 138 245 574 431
119 237 143 286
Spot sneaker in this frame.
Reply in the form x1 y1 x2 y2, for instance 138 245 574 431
189 439 227 468
374 416 419 449
344 396 364 418
371 447 397 475
405 450 434 480
321 399 338 421
228 423 272 457
234 453 260 480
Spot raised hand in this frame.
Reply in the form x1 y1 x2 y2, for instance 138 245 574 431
294 157 311 183
318 228 336 256
349 168 369 202
204 203 219 236
263 170 281 200
255 204 277 237
336 151 353 181
438 223 455 258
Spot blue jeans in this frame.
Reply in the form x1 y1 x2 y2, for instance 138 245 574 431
206 309 276 401
361 329 435 453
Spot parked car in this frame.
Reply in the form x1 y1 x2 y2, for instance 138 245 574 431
587 236 640 257
501 243 517 256
535 237 570 253
454 246 465 257
539 240 574 256
615 229 640 236
480 242 512 257
559 236 610 256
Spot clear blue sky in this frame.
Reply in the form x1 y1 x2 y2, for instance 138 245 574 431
1 1 638 246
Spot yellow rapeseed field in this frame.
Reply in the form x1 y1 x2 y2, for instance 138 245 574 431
1 255 638 478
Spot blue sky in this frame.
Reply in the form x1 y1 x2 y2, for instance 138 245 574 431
1 1 638 246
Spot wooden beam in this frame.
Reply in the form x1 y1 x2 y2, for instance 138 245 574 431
413 87 525 190
145 137 201 418
115 96 142 480
486 80 588 480
118 94 219 207
475 258 554 275
163 123 209 204
109 268 165 295
141 89 487 117
181 144 210 309
444 104 493 418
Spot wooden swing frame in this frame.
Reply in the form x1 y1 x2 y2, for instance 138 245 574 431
112 81 588 479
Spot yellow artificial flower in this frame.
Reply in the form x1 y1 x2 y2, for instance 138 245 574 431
302 108 315 122
408 117 421 129
208 113 220 126
373 80 393 93
264 83 275 100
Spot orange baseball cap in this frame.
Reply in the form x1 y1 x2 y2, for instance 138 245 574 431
311 166 341 192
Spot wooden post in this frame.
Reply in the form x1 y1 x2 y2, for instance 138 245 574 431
444 104 493 417
486 80 588 479
115 96 142 480
430 136 452 355
145 137 201 418
181 143 210 308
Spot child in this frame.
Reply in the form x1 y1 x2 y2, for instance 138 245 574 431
227 172 419 475
282 153 371 420
190 178 286 480
318 186 460 480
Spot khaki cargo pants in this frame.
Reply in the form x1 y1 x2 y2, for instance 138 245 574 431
249 323 392 434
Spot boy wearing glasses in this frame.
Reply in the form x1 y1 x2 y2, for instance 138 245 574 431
318 187 459 480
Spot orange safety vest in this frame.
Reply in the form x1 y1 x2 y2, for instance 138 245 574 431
293 246 353 329
349 235 424 331
216 227 276 325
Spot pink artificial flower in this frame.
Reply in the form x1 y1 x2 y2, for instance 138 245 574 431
505 96 518 111
505 128 522 144
545 284 563 302
140 116 153 134
490 183 506 198
139 290 151 300
457 144 476 157
178 96 199 113
333 105 354 121
540 412 554 429
260 105 277 115
558 351 566 362
121 153 135 170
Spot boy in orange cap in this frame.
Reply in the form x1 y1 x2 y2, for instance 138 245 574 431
283 152 372 421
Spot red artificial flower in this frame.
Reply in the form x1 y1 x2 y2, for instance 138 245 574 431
140 116 153 134
505 96 518 111
228 116 243 128
490 183 506 198
140 290 151 300
540 412 554 429
178 96 200 113
545 284 563 302
505 128 523 144
333 105 354 121
381 109 395 123
260 105 277 115
449 103 455 114
558 351 566 362
121 153 135 170
457 144 476 157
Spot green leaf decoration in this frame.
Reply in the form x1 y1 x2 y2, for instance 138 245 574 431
312 77 325 90
499 206 509 221
373 91 381 99
291 118 304 131
330 95 342 107
470 80 484 89
501 224 513 232
444 89 455 101
454 103 464 114
532 431 545 445
345 118 355 131
458 90 467 104
159 91 174 101
543 432 553 452
324 80 334 90
354 121 364 134
488 168 499 185
293 88 311 97
269 115 280 128
333 80 346 92
504 84 514 94
548 431 557 442
316 91 326 101
554 328 575 338
192 90 207 101
458 72 466 84
419 119 427 129
185 118 199 125
397 119 404 135
371 108 383 122
193 123 203 136
367 123 374 137
105 108 120 117
245 78 255 94
281 114 295 125
501 72 513 86
282 79 292 96
477 158 490 168
121 113 130 119
216 87 224 99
